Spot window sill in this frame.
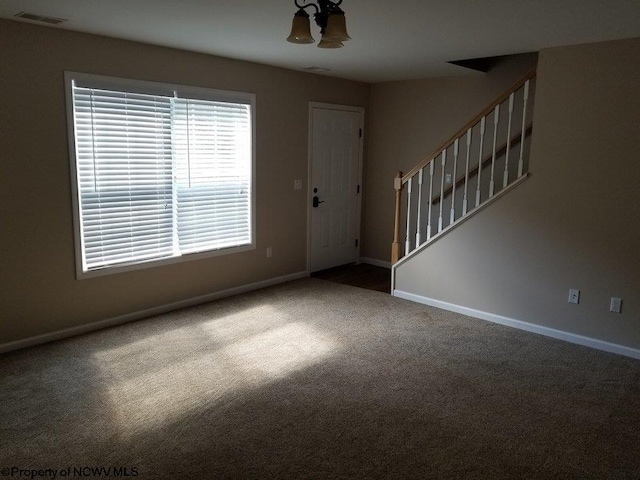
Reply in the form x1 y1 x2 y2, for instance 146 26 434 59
76 243 256 280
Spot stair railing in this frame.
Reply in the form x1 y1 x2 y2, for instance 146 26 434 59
391 67 536 264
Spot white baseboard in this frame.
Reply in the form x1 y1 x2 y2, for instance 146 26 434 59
0 271 309 355
359 257 391 269
393 290 640 360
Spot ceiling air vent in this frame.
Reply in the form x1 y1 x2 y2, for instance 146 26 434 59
14 12 67 25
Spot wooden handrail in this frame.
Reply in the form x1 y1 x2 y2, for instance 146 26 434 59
430 124 533 206
402 67 536 183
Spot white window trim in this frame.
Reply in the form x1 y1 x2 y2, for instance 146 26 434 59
64 71 257 279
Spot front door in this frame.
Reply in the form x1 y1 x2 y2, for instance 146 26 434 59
310 106 362 273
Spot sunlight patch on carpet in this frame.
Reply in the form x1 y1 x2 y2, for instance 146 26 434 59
200 305 288 343
221 322 339 380
93 321 339 435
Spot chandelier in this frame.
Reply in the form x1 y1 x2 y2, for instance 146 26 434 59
286 0 351 49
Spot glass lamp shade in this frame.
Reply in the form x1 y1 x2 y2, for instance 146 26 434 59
287 10 315 44
317 38 344 49
323 12 350 42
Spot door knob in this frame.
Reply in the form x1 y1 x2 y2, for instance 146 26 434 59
313 196 325 208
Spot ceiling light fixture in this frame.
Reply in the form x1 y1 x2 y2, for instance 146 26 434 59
287 0 351 49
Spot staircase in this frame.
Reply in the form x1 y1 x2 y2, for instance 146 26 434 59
390 67 536 289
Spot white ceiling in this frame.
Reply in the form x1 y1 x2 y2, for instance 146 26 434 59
2 0 640 82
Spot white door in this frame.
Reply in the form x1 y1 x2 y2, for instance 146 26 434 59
310 107 362 272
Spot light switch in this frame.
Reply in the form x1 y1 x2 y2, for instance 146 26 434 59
568 289 580 304
294 179 303 190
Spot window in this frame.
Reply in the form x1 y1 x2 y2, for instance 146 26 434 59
65 72 255 278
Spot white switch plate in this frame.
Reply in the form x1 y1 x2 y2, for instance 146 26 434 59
610 297 622 313
294 179 303 190
266 247 272 258
445 174 452 184
568 289 580 304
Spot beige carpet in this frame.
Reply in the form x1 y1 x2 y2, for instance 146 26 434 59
1 278 639 479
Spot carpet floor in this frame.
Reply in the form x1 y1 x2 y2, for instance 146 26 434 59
1 279 639 479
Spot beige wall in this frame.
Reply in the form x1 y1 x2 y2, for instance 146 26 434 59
362 53 538 262
396 38 640 349
0 20 369 344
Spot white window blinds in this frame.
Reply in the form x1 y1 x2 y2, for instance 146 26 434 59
69 75 254 274
172 99 252 254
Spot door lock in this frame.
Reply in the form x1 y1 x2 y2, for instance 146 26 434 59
313 196 325 208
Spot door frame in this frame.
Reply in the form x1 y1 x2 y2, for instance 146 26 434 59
306 102 365 274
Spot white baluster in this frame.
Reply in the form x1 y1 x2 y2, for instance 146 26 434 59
463 128 471 216
503 92 514 188
438 150 446 233
405 177 412 254
415 168 423 247
427 160 434 241
518 80 530 177
489 104 499 197
475 116 486 207
450 139 459 224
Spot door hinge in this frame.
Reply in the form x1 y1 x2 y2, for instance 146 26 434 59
355 239 359 247
359 128 362 138
357 185 360 194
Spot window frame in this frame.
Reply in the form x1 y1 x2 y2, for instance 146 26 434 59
64 71 256 279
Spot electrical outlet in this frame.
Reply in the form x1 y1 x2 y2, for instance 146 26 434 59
610 297 622 313
445 173 452 184
294 179 303 190
266 247 272 258
568 289 580 304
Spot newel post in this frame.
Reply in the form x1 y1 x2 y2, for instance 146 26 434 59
391 171 404 264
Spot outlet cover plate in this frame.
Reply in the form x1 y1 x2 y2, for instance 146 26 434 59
610 297 622 313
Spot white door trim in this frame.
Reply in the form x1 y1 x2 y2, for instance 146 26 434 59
306 102 365 274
